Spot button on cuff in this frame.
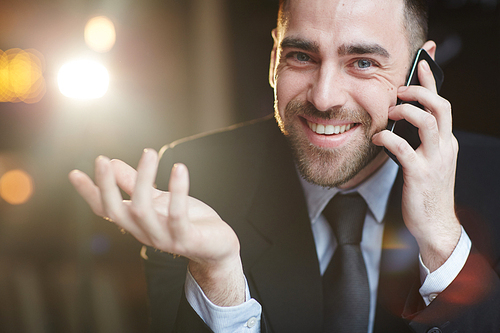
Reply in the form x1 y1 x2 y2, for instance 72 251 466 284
246 317 257 328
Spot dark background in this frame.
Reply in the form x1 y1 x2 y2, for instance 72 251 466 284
0 0 498 332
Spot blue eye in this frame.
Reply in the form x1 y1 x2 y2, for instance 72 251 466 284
356 59 372 69
295 52 310 62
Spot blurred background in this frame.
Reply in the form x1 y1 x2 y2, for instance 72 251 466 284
0 0 498 332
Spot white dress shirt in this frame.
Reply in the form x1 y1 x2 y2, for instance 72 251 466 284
185 159 471 333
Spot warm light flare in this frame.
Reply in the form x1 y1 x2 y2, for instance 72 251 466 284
0 49 46 103
84 16 116 53
57 59 109 99
0 169 34 205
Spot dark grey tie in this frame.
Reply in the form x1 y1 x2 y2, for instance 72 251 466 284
322 192 370 333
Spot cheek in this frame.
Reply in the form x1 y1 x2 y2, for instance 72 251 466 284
275 73 309 117
353 82 396 128
368 108 389 130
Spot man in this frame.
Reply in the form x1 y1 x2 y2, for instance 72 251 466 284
69 0 500 332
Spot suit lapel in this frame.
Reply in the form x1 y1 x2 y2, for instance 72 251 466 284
374 169 420 333
244 129 323 333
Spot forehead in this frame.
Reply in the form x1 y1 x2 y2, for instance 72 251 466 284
283 0 408 55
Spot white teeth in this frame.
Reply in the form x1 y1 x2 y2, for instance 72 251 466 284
316 124 325 134
307 121 354 135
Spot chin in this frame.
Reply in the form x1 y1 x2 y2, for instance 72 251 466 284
292 139 382 188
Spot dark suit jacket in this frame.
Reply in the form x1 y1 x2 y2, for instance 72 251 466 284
144 115 500 333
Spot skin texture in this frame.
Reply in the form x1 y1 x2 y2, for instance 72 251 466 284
69 0 461 307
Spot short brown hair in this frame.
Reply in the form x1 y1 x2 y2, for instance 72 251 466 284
277 0 428 57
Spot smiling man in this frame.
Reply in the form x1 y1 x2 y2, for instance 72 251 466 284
69 0 500 332
272 0 428 190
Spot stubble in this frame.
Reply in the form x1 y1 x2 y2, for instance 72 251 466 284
276 100 383 188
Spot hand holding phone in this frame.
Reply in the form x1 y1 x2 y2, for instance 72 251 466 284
384 48 444 165
377 47 462 273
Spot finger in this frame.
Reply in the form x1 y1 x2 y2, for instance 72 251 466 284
95 156 130 221
131 149 159 207
118 200 157 245
127 149 171 247
110 159 138 196
68 169 105 216
388 104 439 157
95 156 154 238
70 169 149 242
417 60 437 94
372 130 419 172
397 86 453 136
168 163 190 236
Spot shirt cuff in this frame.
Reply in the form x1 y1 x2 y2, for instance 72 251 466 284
419 225 471 306
185 269 262 333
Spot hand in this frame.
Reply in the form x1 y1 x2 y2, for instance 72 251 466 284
68 149 246 306
372 59 461 272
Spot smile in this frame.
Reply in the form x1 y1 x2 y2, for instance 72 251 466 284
306 120 356 135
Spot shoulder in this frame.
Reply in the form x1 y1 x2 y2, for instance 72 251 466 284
454 130 500 261
454 130 500 190
155 113 281 190
160 114 277 160
455 130 500 152
454 130 500 177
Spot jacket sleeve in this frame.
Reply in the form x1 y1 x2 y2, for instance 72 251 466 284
143 247 191 333
144 145 229 333
404 247 500 333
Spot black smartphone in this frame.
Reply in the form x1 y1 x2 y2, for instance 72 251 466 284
384 48 444 166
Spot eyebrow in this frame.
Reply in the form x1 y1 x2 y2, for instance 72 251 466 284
280 37 320 54
280 37 390 59
338 43 390 58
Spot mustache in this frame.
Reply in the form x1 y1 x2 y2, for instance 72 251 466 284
285 100 372 126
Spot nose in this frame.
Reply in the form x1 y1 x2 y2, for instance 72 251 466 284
306 62 348 112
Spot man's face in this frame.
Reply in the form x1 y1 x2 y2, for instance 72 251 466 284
272 0 411 188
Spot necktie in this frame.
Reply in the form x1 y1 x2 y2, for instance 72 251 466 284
322 192 370 333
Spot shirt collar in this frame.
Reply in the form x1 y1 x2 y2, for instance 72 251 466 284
298 158 399 224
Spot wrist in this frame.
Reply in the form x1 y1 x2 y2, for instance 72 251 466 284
188 254 246 307
416 219 462 272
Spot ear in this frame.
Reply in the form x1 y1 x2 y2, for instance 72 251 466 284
422 40 437 60
269 28 279 88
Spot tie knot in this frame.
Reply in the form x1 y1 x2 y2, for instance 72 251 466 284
323 192 367 245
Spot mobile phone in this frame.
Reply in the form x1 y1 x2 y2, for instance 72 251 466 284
384 48 444 166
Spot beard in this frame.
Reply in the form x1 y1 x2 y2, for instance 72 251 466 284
275 99 384 188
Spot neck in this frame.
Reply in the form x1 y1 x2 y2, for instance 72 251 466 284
338 151 390 190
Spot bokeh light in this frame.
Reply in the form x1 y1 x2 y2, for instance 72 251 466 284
0 169 34 205
0 49 46 103
57 59 109 99
84 16 116 53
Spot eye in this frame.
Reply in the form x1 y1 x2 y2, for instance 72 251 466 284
294 52 311 62
354 59 373 69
